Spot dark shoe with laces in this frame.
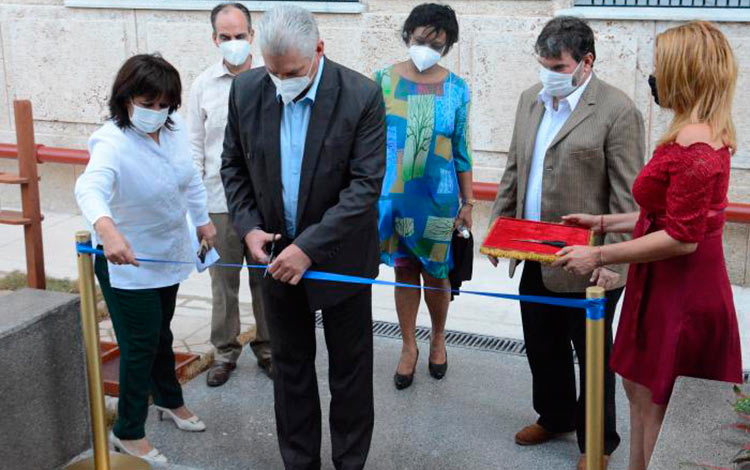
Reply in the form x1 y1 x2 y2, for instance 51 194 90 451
393 350 419 390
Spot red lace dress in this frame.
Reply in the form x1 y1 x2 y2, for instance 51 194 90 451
611 142 743 405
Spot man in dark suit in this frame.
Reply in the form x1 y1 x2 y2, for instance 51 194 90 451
220 5 385 470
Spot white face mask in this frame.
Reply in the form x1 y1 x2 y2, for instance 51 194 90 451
269 58 315 105
219 39 251 67
539 61 584 98
130 104 169 134
409 45 442 73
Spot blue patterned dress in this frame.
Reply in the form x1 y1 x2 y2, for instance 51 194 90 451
374 65 472 279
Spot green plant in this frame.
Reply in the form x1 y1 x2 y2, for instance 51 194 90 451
0 270 80 293
0 270 107 319
734 385 750 415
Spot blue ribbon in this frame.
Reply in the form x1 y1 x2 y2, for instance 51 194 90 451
76 243 606 317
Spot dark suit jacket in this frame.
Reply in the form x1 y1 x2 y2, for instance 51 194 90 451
221 57 386 310
490 74 645 293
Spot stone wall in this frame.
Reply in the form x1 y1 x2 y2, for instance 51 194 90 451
0 289 90 470
0 0 748 282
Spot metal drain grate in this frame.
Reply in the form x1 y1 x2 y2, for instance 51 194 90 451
315 313 750 382
314 313 526 356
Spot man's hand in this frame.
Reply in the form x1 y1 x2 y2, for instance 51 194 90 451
268 244 312 285
94 217 139 266
244 229 281 263
196 221 217 248
590 267 620 290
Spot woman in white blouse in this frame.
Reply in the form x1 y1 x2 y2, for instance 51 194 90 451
75 54 216 463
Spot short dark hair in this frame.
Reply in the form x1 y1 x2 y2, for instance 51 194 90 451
401 3 459 56
108 54 182 130
535 16 596 63
211 2 252 33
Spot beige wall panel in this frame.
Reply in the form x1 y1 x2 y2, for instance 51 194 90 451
730 37 750 157
4 15 133 124
0 23 9 132
141 20 220 101
470 32 538 153
320 27 365 72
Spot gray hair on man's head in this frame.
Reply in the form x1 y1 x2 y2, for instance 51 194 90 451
258 5 319 58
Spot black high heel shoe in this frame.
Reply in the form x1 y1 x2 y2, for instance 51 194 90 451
428 349 448 380
393 349 419 390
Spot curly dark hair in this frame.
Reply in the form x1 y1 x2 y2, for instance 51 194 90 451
401 3 459 56
108 54 181 130
535 16 596 64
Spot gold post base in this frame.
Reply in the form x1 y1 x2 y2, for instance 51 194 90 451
65 453 151 470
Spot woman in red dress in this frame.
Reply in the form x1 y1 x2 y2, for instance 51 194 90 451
553 21 742 470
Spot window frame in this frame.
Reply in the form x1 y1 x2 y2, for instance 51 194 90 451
64 0 366 14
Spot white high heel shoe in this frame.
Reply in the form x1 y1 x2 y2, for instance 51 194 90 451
109 431 168 463
156 406 206 432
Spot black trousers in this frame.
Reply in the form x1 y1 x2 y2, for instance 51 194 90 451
519 262 621 455
263 281 374 470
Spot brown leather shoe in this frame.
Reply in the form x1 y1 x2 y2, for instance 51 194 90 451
206 362 236 387
514 423 557 446
577 454 610 470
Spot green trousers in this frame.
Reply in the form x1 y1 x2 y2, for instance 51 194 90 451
95 254 184 440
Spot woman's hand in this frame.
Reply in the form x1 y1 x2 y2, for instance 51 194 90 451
454 204 473 231
197 221 217 248
95 217 139 266
562 213 603 234
551 245 602 276
590 267 620 290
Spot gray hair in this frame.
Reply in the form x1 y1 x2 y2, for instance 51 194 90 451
257 5 319 58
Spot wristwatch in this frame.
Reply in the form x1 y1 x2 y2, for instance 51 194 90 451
462 198 477 207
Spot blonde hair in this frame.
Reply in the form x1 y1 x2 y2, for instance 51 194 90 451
654 21 738 151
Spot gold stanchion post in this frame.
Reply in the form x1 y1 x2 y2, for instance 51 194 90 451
585 286 606 470
66 231 149 470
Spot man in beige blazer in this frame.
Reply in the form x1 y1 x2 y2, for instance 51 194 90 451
489 17 644 470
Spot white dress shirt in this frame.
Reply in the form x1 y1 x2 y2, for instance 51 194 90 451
75 113 210 290
524 75 592 221
188 57 263 214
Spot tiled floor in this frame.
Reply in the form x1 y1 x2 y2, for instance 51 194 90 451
98 296 260 357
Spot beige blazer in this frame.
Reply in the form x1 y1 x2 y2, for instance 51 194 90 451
490 74 645 293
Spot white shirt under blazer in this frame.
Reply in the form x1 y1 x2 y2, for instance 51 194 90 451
75 112 210 290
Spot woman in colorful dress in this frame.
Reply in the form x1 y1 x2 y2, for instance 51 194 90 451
553 21 742 470
374 3 474 390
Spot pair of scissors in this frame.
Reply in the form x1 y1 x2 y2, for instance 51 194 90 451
511 238 567 248
263 237 276 278
197 239 209 264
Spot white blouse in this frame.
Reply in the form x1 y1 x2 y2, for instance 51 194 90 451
75 113 210 290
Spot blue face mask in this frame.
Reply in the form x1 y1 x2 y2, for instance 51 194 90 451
131 103 169 134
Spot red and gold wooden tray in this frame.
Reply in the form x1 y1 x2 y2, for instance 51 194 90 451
480 217 594 265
